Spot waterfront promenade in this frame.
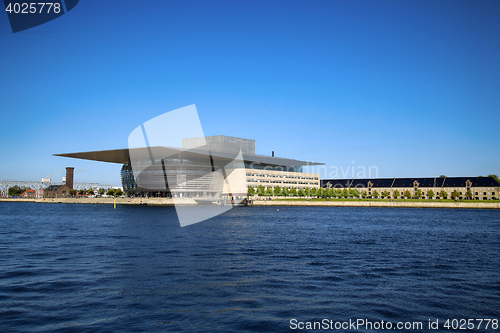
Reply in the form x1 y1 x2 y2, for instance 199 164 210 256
255 199 500 209
1 197 499 209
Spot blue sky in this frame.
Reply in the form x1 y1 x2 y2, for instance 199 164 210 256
1 0 499 185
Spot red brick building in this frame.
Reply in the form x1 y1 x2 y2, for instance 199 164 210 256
43 184 71 198
43 167 74 198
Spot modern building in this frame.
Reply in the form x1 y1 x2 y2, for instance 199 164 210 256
321 177 500 200
55 136 323 198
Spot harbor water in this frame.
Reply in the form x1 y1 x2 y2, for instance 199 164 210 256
0 203 499 332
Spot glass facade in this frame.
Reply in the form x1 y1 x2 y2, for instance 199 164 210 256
121 155 246 198
121 136 315 197
122 159 306 197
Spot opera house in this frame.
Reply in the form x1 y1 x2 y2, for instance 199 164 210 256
55 135 323 198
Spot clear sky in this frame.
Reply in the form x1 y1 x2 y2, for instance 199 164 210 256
1 0 499 185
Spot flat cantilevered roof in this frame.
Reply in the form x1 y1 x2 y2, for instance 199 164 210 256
54 146 324 167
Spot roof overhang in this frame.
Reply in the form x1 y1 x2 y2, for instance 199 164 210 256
54 146 324 167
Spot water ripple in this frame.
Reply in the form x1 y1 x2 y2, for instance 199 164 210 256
0 203 498 332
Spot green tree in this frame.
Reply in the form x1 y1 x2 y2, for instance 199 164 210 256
98 188 104 195
257 185 265 196
310 187 318 197
440 190 448 199
426 190 435 199
372 190 379 198
393 189 400 198
282 187 289 197
87 188 94 195
266 186 273 196
353 189 360 197
305 187 311 196
439 175 446 178
404 190 412 198
381 190 390 199
465 190 472 199
348 188 355 197
415 189 423 199
247 186 255 196
8 185 26 196
298 188 305 197
342 188 348 198
106 188 115 196
69 189 76 197
451 190 460 199
79 189 86 195
361 190 367 198
290 187 297 197
274 186 282 196
113 188 123 197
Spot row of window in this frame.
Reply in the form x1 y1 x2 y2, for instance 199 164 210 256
367 191 496 196
249 178 319 183
358 187 497 194
386 196 495 200
249 180 319 186
247 174 318 180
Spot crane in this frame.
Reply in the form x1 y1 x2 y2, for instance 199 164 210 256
41 170 63 183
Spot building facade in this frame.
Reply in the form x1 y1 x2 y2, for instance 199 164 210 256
246 169 320 190
43 184 72 198
20 189 37 198
56 136 323 198
43 167 74 198
321 177 500 200
54 139 498 200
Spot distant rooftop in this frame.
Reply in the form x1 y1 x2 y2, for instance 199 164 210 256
321 177 500 188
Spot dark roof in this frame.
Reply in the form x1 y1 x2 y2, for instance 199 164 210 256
321 177 500 188
45 185 70 191
54 146 324 167
45 185 63 191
